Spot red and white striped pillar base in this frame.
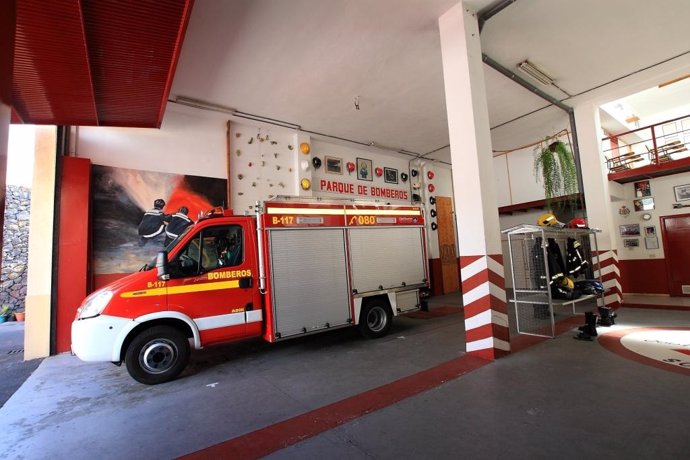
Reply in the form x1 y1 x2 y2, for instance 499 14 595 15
594 249 621 309
460 254 510 359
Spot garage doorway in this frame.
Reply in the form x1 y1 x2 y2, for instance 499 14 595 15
660 213 690 296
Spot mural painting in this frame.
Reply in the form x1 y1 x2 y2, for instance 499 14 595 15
92 165 227 275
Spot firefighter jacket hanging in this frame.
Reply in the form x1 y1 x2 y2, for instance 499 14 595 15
532 237 581 300
566 237 589 278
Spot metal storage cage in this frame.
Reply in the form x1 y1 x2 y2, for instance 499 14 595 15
501 224 603 338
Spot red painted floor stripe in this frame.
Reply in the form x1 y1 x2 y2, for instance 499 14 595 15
180 312 591 459
598 327 690 376
179 355 490 460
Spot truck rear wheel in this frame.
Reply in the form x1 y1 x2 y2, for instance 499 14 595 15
358 299 392 339
124 326 190 385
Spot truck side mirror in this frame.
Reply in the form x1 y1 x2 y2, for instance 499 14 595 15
156 252 170 281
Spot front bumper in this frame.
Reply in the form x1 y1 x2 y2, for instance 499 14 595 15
71 314 133 362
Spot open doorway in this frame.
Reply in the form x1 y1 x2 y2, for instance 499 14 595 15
0 125 40 408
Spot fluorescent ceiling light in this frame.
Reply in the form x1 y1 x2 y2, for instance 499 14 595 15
658 73 690 88
172 95 237 114
517 60 554 86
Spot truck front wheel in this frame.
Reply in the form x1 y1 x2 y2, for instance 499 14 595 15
358 300 392 339
124 326 190 385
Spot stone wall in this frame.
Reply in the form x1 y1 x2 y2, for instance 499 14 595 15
1 185 31 311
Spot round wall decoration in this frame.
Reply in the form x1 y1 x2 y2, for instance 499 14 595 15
300 142 311 154
300 178 312 190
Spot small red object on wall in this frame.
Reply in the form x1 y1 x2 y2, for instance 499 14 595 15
428 184 435 192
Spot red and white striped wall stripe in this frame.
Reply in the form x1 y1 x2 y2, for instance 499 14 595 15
459 254 510 359
593 249 621 308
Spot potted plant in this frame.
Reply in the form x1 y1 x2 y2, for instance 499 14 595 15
0 305 13 323
533 138 579 210
14 309 25 322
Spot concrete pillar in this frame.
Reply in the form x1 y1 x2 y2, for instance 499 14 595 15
24 127 57 359
439 3 509 359
574 103 621 308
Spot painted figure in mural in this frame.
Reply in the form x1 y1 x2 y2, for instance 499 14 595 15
360 162 368 179
165 206 193 246
138 198 170 246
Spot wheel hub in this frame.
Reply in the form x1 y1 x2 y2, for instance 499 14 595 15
140 339 177 374
367 307 386 332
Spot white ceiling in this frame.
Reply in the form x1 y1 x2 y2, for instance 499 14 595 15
170 0 690 164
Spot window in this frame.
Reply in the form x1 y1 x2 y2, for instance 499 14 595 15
172 225 243 277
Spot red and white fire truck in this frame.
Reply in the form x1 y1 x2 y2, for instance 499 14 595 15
72 198 428 384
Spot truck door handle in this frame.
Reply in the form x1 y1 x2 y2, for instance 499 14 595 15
245 302 253 311
239 277 252 288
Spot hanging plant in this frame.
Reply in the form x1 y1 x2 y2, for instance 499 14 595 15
533 138 578 210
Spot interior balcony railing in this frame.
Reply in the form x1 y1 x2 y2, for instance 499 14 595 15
602 114 690 183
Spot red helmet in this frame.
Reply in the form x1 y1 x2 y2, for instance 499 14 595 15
568 218 588 229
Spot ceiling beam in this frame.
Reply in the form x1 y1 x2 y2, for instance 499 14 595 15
477 0 518 32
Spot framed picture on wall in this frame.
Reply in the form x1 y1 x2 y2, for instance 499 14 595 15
644 225 656 236
644 237 659 250
384 167 398 184
623 238 639 248
325 156 343 175
673 183 690 201
356 157 373 181
619 223 641 236
634 180 651 197
633 197 654 211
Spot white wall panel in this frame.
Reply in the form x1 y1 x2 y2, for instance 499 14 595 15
506 147 545 204
493 155 511 207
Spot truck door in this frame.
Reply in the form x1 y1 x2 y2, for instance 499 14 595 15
166 223 257 345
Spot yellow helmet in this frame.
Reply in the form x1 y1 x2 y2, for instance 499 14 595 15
537 212 565 228
560 277 574 290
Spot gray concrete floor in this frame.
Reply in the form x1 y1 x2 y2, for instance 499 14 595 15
0 297 689 459
0 321 42 408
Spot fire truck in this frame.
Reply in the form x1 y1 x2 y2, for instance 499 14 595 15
72 198 428 384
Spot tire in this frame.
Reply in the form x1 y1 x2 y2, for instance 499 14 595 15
124 325 190 385
358 299 393 339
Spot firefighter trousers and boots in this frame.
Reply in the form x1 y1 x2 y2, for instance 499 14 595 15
577 311 598 336
598 306 615 327
575 311 598 341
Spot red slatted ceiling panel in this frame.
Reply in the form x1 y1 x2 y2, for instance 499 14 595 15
12 0 98 125
11 0 193 128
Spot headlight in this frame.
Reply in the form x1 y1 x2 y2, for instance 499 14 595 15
77 290 113 319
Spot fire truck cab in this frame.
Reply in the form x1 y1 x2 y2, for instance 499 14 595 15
72 198 428 384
